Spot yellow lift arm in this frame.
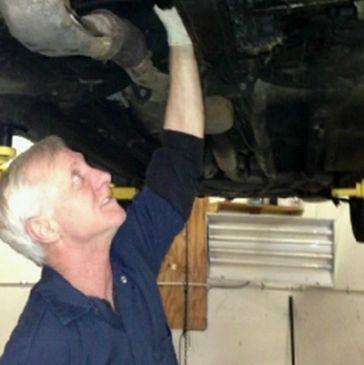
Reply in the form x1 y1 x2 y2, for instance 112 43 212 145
0 146 16 176
111 186 138 201
332 180 364 199
0 123 23 176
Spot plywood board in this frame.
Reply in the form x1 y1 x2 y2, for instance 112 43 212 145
158 198 208 330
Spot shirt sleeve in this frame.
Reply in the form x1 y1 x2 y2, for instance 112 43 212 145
145 129 204 221
111 131 203 275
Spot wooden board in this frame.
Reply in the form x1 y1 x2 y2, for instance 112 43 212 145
209 201 304 216
158 198 208 330
158 286 207 330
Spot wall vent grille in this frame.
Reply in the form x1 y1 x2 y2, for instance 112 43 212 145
208 212 334 287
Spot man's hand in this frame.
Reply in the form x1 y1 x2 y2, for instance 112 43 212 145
153 5 192 47
153 5 204 138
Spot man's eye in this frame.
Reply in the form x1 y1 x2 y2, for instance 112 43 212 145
71 172 83 186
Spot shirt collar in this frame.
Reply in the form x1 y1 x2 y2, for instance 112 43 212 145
35 266 92 326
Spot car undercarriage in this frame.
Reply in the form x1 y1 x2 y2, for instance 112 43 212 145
1 0 364 238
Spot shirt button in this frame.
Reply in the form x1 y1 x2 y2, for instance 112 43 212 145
120 275 128 284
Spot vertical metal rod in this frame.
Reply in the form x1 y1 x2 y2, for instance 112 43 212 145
289 296 296 365
0 124 13 146
183 224 190 365
178 225 190 365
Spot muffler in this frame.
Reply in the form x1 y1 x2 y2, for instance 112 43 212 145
0 0 147 68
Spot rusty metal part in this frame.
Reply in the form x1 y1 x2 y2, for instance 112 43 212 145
211 133 244 182
205 96 234 135
204 95 243 181
0 0 112 58
0 0 147 68
123 56 169 135
81 9 147 67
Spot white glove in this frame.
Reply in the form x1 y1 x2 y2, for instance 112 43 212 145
153 5 192 47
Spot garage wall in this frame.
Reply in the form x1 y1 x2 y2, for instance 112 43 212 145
172 287 364 365
0 246 40 350
170 201 364 365
2 201 364 365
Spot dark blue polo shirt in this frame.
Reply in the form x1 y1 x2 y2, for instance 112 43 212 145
0 131 203 365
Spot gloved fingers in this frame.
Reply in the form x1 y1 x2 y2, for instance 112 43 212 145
153 5 192 46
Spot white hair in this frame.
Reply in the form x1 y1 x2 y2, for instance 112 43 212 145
0 136 66 265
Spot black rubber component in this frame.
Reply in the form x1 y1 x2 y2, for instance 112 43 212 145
0 123 27 147
349 197 364 243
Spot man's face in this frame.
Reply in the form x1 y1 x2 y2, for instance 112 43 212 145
43 148 126 245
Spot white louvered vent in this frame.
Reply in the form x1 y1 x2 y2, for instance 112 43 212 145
208 212 334 287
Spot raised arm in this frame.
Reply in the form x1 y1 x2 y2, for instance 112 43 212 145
139 6 204 225
119 7 205 271
154 6 204 138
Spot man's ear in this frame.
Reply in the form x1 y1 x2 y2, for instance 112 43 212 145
25 217 60 244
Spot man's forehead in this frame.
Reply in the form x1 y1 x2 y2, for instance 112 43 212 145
24 147 79 182
55 148 82 161
52 149 87 174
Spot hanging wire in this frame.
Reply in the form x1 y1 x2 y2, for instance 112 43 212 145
178 224 190 365
208 278 250 289
178 330 191 365
289 296 296 365
0 282 34 288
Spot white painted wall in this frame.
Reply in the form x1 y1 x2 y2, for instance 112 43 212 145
0 244 39 350
2 201 364 365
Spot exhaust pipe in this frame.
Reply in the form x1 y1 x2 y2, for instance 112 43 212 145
0 0 147 68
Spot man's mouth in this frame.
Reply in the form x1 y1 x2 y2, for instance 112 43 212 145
101 195 112 206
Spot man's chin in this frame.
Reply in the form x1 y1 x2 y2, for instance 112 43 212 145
114 208 127 228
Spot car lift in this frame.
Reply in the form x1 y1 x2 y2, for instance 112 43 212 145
0 145 16 175
110 186 138 201
331 181 364 200
0 123 18 176
1 123 362 202
0 123 138 201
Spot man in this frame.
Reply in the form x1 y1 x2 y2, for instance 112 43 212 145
0 6 204 365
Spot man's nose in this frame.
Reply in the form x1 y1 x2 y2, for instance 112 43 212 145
92 168 112 189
